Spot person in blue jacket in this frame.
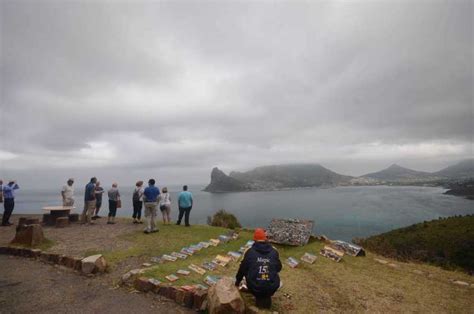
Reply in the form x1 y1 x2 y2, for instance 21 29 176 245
2 180 19 226
235 228 282 309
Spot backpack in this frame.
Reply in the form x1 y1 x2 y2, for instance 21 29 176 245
133 189 140 202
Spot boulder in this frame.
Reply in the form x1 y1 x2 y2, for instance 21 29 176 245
30 249 42 258
10 224 45 247
134 277 155 292
60 255 76 268
208 276 245 314
193 289 208 310
81 254 107 274
55 217 69 228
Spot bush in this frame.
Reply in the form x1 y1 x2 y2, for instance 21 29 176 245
209 209 242 230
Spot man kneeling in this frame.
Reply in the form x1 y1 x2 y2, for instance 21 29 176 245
235 228 282 309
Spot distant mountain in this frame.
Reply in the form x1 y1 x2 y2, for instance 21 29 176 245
203 167 250 192
360 164 440 183
204 164 353 192
434 159 474 179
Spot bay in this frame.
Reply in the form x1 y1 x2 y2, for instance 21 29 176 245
8 185 474 241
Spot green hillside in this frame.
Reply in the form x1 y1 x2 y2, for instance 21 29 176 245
355 215 474 273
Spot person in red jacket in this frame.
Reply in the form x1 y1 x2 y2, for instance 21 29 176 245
235 228 282 309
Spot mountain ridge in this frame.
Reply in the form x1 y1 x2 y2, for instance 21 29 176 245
204 159 474 193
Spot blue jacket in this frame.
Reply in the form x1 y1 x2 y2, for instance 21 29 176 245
178 191 193 208
236 241 282 296
144 185 160 202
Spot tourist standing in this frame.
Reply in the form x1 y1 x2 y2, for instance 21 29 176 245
132 181 144 224
107 183 120 224
0 179 3 204
93 181 105 219
143 179 160 233
235 228 282 309
159 187 171 224
61 178 75 206
81 177 97 224
177 185 193 227
1 180 19 226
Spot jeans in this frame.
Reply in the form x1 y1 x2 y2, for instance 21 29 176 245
177 206 192 226
132 200 142 219
2 198 15 225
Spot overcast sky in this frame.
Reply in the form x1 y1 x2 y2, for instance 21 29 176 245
0 0 472 187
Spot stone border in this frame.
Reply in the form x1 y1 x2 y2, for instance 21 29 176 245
120 274 208 311
0 246 106 275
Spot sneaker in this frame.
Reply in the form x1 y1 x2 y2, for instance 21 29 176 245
185 224 191 227
151 229 159 233
133 220 138 224
138 220 143 224
144 229 150 234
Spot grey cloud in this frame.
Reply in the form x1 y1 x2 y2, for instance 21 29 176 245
0 0 472 184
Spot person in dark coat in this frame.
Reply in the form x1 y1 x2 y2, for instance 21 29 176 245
235 228 282 309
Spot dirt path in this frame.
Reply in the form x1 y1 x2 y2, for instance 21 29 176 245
0 255 192 314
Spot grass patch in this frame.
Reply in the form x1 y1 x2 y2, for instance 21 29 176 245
101 224 237 265
84 222 474 313
11 238 55 251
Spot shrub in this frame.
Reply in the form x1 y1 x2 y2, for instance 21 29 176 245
209 209 242 230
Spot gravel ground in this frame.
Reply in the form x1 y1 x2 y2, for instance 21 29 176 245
0 255 192 314
0 215 193 314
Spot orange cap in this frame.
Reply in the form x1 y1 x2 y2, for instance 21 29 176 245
253 228 267 241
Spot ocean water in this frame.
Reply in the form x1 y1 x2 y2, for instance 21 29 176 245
8 185 474 241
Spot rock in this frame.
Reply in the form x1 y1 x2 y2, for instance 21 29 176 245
208 276 245 314
134 277 154 292
169 286 178 300
453 280 470 286
266 219 314 246
73 257 83 271
142 263 152 267
158 286 170 298
60 256 76 268
175 288 186 304
148 278 161 293
81 254 107 274
47 253 61 264
55 217 69 228
183 290 194 308
388 263 399 269
40 252 50 263
193 290 208 310
10 224 45 247
30 249 42 258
